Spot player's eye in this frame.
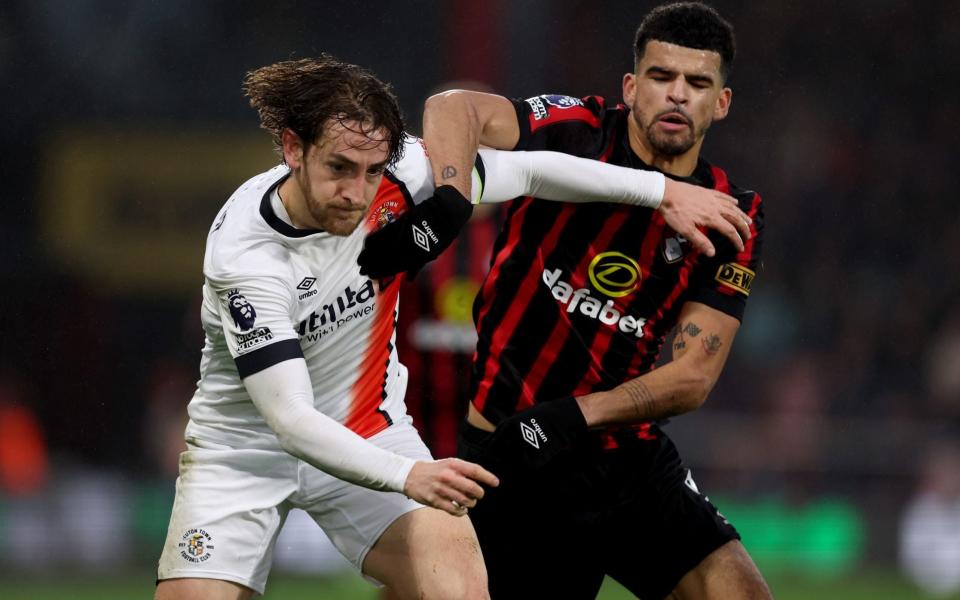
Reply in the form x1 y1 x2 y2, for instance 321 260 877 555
328 162 349 174
367 166 385 177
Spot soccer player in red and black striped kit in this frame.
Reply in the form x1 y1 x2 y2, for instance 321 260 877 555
419 3 772 598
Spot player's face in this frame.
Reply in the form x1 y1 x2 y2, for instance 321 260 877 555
623 40 731 158
292 121 390 236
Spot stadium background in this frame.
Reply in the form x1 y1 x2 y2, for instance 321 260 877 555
2 1 958 598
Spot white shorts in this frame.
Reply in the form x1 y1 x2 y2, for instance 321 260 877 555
156 421 432 595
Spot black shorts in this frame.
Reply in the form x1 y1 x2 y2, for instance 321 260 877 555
458 421 739 600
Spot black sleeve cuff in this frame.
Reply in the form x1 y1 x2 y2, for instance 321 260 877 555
687 288 747 323
235 339 304 378
511 98 531 151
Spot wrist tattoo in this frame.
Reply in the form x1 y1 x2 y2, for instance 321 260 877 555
441 165 457 180
622 379 655 421
683 322 701 337
702 333 722 355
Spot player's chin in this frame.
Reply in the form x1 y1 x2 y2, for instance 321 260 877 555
323 214 365 236
651 133 695 156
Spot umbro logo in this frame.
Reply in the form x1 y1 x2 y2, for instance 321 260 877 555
684 469 700 494
520 422 539 448
520 418 548 449
297 277 318 301
412 220 439 253
412 226 430 252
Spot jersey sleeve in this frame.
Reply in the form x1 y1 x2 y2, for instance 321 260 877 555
386 135 434 205
512 94 609 157
385 135 489 205
686 191 765 321
208 272 303 378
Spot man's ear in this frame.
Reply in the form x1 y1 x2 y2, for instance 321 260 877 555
281 128 305 169
713 87 732 122
622 72 637 106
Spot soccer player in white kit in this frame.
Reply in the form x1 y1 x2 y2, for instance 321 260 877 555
155 56 753 600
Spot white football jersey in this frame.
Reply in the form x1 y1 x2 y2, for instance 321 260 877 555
185 138 436 450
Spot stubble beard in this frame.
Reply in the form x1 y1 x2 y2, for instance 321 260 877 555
298 171 365 236
647 123 695 156
309 199 365 236
639 108 709 157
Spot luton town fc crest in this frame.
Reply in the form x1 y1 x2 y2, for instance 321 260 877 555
372 201 399 229
178 528 215 563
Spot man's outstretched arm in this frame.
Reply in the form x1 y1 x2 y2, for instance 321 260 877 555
423 90 750 255
243 358 498 515
358 143 752 279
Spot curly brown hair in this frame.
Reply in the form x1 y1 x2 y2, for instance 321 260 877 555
243 55 406 166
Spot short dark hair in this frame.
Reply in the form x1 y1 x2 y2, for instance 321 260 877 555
243 55 405 166
633 2 736 81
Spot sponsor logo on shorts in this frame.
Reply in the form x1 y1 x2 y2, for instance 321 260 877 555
520 418 547 449
543 268 647 338
715 263 755 296
588 252 641 298
178 528 215 563
684 470 732 525
236 326 273 351
684 469 700 494
226 289 257 331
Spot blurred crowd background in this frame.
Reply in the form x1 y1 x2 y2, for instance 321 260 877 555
1 0 958 597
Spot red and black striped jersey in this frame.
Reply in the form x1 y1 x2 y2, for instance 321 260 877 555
469 94 764 432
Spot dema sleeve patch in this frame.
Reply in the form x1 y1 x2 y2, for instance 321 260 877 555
715 263 755 296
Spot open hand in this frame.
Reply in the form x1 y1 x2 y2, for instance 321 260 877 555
659 179 752 257
403 458 500 516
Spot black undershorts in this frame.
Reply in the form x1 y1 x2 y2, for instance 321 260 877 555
458 421 740 600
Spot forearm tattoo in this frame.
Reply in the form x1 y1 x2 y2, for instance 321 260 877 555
621 378 656 421
441 165 457 179
673 321 703 353
701 333 722 355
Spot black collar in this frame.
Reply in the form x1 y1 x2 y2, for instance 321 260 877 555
259 172 324 238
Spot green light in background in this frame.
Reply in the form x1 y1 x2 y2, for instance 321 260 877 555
713 496 865 577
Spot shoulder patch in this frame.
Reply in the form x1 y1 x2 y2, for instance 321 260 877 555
525 94 600 132
225 289 257 330
715 263 755 296
541 95 584 109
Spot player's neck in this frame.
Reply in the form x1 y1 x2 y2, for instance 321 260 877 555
278 173 321 230
626 116 702 178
